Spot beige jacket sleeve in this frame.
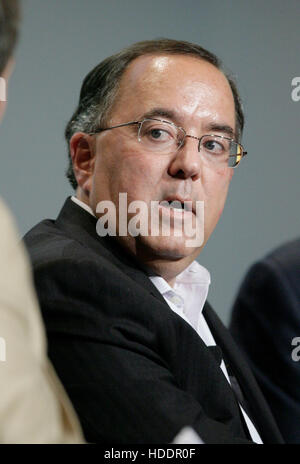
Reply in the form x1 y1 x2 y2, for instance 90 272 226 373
0 198 84 443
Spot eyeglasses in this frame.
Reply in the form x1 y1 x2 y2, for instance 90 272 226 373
89 118 247 168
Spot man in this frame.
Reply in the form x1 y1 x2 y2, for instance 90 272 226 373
0 0 83 443
230 239 300 443
24 39 283 444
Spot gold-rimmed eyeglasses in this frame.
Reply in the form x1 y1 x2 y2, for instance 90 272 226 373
89 118 247 168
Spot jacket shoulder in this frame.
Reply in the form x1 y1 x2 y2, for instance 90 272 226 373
264 238 300 270
24 219 94 266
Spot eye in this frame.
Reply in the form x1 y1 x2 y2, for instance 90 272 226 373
140 121 177 144
149 128 170 141
203 139 225 153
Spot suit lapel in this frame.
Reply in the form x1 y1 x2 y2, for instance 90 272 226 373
203 302 283 443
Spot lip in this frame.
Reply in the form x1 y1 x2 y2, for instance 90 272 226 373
160 196 194 214
158 202 194 220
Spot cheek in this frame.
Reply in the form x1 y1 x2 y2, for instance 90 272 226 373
202 165 230 195
120 156 164 202
94 140 166 203
202 166 232 217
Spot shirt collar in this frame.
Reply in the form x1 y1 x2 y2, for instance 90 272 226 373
150 260 210 291
174 260 211 287
71 196 95 217
149 260 211 317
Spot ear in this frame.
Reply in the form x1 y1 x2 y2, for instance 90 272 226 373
70 132 96 195
0 58 15 122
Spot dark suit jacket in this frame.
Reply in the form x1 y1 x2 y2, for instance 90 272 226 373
24 198 283 444
230 239 300 444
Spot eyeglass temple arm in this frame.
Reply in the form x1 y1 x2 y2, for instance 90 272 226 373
90 121 139 134
228 151 247 158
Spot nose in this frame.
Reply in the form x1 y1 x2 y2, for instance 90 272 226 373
167 136 201 181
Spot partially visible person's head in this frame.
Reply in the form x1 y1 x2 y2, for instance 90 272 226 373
0 0 20 120
67 39 246 283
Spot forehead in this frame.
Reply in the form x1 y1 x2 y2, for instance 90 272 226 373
111 54 235 129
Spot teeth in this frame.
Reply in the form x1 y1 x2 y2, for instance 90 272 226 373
159 200 192 212
167 200 183 209
161 200 185 210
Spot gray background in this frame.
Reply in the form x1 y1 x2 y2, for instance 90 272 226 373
1 0 299 324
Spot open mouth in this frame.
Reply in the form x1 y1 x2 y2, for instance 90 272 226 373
159 199 193 213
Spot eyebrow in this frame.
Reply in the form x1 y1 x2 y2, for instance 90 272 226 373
140 107 179 123
204 123 236 139
139 107 236 139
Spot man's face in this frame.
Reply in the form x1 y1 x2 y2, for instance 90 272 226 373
88 54 236 267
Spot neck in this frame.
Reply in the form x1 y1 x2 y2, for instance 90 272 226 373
138 254 196 287
76 188 90 205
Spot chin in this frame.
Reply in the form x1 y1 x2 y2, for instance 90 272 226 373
136 235 197 261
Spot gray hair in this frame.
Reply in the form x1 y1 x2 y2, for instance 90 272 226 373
65 38 244 189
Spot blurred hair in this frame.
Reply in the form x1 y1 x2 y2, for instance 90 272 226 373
0 0 20 74
65 38 244 189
